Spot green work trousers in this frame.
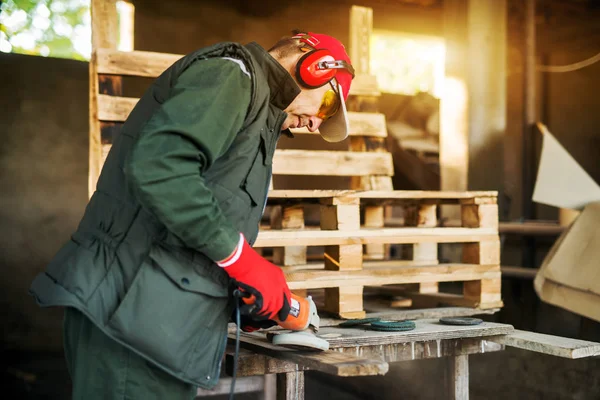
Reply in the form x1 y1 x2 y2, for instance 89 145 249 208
63 307 197 400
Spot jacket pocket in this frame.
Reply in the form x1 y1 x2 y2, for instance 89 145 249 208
107 243 230 380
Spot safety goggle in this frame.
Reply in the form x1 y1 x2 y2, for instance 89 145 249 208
317 80 341 121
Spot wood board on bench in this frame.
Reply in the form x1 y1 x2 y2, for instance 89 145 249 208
227 319 513 377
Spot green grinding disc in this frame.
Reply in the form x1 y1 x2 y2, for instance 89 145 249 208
370 320 416 332
339 317 382 327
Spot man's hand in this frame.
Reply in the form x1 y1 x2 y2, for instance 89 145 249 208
218 234 291 321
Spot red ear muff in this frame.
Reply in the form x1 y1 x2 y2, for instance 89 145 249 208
295 49 337 89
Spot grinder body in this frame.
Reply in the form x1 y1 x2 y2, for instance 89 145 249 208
242 293 320 331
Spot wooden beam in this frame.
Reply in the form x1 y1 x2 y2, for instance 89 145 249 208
96 48 182 77
225 348 308 377
440 0 469 201
447 355 469 400
254 227 498 247
228 334 389 377
282 264 501 290
90 0 119 197
195 376 264 396
97 95 387 137
349 5 372 76
489 330 600 359
100 145 393 178
266 189 498 202
274 319 512 348
277 372 304 400
272 150 393 177
95 48 379 96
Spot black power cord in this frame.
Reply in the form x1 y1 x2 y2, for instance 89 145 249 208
229 289 243 400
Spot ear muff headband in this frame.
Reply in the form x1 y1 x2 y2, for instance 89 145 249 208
295 49 337 89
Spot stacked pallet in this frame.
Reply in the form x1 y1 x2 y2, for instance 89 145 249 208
260 190 502 319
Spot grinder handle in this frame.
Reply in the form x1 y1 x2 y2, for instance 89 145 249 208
238 290 310 331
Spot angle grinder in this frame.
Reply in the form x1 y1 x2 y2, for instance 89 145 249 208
240 292 329 351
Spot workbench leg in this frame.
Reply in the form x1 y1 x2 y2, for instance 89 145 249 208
261 374 276 400
447 354 469 400
276 371 304 400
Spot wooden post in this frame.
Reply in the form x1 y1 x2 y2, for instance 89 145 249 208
404 203 439 293
271 205 307 266
348 5 392 262
461 198 502 308
277 371 304 400
522 0 537 268
89 0 120 197
440 0 469 205
262 374 277 400
447 354 469 400
320 197 365 318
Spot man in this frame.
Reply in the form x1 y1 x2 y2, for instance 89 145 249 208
29 30 354 398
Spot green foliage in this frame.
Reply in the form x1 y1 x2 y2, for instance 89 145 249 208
0 0 90 60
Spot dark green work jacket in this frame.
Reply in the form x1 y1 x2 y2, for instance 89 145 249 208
29 42 300 388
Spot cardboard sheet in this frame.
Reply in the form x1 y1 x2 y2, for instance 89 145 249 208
532 124 600 210
533 123 600 322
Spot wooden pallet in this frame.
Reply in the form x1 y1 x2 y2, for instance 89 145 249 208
257 189 502 319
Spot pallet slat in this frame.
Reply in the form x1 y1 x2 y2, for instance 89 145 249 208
97 95 387 138
273 150 393 176
254 227 497 247
266 189 498 202
284 263 500 290
95 48 379 95
101 145 394 177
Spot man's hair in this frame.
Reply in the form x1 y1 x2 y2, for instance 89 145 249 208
268 29 306 59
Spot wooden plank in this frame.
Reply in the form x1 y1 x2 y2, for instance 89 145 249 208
347 73 380 97
96 48 181 77
501 265 538 280
196 376 264 396
266 190 498 202
447 355 469 400
229 338 501 375
334 338 502 363
290 112 386 137
440 0 469 207
489 329 600 359
272 319 513 348
90 0 119 198
91 2 118 50
100 145 393 177
254 227 498 247
322 307 499 326
96 49 379 97
97 95 387 138
277 372 304 400
498 221 565 236
349 4 372 76
228 334 389 377
225 348 308 377
97 94 137 121
89 53 102 197
283 264 501 290
272 150 393 177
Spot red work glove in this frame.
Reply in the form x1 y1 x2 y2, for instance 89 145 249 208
218 234 291 321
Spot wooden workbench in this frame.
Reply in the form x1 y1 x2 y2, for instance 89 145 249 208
211 313 600 400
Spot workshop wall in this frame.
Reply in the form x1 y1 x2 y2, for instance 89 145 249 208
0 53 88 351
